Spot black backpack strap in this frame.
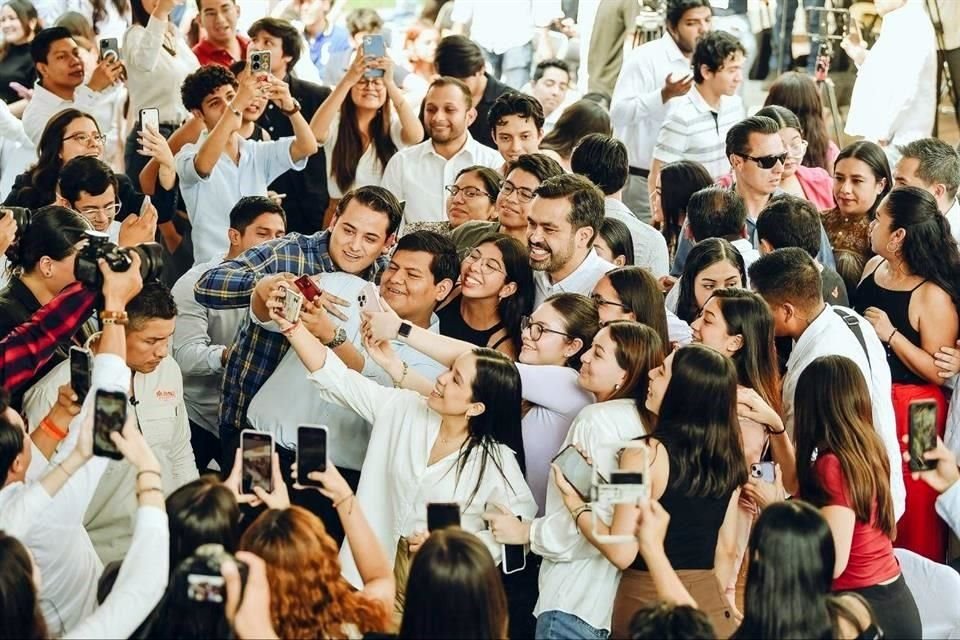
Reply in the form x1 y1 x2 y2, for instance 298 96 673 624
833 308 871 370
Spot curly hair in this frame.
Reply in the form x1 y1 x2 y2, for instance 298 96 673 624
239 507 390 639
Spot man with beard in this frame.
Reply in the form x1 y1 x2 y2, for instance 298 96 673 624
610 0 712 221
382 76 502 226
528 173 613 307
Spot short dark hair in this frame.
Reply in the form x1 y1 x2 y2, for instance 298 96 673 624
229 196 287 234
629 603 715 640
506 153 565 183
488 91 545 133
748 247 823 312
247 17 302 70
570 133 628 196
58 156 118 204
394 230 459 285
344 7 383 36
897 137 960 201
755 194 822 257
335 185 404 237
692 30 746 83
427 75 473 108
687 186 746 242
181 65 238 113
532 58 570 83
126 282 178 331
726 115 781 159
434 34 485 78
0 387 24 480
534 174 605 240
30 26 72 65
666 0 713 29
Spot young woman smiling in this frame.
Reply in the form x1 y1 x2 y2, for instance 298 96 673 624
668 238 747 324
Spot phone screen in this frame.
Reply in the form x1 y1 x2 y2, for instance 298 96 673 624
242 431 274 494
908 400 938 471
186 574 226 603
93 389 127 459
427 502 460 532
297 425 327 486
362 35 386 78
70 347 92 401
551 445 594 500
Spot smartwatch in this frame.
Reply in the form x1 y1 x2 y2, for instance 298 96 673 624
398 321 413 340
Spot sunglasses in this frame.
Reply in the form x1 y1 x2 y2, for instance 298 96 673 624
738 153 788 170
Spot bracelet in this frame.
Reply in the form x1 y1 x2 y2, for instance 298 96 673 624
569 503 592 523
136 487 164 499
281 321 301 337
887 328 898 344
765 424 786 435
100 309 129 326
393 361 409 388
57 462 75 477
333 493 354 515
40 417 68 441
136 469 162 481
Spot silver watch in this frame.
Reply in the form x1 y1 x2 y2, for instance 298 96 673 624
324 326 348 349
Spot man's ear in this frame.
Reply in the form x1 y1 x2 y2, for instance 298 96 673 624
189 108 204 122
381 232 397 255
465 106 478 128
36 61 47 82
575 225 594 249
435 277 455 302
227 227 241 247
758 238 775 255
54 192 70 208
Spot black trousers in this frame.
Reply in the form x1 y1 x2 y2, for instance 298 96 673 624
503 552 541 639
189 419 220 473
844 574 921 639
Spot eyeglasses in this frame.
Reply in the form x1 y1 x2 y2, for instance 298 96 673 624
464 248 504 275
521 316 572 341
446 185 490 200
591 294 629 310
357 77 384 87
63 132 107 146
737 152 788 170
76 203 122 219
500 180 537 203
785 139 808 158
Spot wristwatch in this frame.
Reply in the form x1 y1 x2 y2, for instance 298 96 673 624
324 326 348 349
398 321 413 340
279 98 301 116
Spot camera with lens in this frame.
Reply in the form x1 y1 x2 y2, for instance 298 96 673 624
74 230 165 288
179 543 247 604
1 206 32 260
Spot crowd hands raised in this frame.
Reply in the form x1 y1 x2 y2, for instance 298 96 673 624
3 0 960 637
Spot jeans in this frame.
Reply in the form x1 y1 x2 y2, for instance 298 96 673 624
771 0 826 74
482 41 534 89
535 611 609 640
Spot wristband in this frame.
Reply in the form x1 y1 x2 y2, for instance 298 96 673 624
570 503 592 523
887 328 898 344
333 492 354 509
100 309 129 326
136 487 164 499
40 417 68 441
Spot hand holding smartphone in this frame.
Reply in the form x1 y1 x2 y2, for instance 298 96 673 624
358 282 383 313
280 286 304 324
294 275 322 303
296 424 327 486
551 444 596 501
750 461 776 484
241 430 274 494
140 107 160 134
93 389 128 459
908 399 938 472
362 34 386 78
69 346 92 401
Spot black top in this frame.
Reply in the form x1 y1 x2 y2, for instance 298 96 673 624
854 261 927 385
437 295 507 349
0 42 36 104
630 437 733 571
822 266 849 306
258 75 332 234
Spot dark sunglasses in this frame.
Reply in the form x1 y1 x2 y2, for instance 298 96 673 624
738 152 788 170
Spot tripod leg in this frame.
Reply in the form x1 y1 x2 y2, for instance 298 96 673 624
820 78 844 145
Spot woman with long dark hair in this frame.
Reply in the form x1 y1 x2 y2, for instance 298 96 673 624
794 355 921 638
539 99 612 172
764 71 839 173
855 185 960 561
591 266 677 348
670 238 746 324
594 217 634 267
821 141 892 296
0 0 39 110
311 48 423 225
438 233 532 358
656 160 713 260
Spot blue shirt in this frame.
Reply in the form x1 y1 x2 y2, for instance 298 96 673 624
307 25 351 79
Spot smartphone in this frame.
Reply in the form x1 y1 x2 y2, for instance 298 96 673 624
186 573 226 603
908 399 938 472
281 287 304 324
362 34 386 78
99 38 120 61
750 461 776 483
427 502 461 532
294 275 322 303
139 194 152 216
485 501 527 574
93 389 127 460
69 346 92 401
358 282 383 313
139 107 160 134
591 441 649 543
241 429 274 494
551 445 595 501
296 424 327 486
250 50 271 76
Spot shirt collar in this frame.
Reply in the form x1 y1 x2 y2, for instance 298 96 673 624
687 86 716 114
540 249 611 292
662 32 689 63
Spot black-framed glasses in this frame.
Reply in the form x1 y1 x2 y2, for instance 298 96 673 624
500 180 536 203
737 152 787 170
521 316 572 341
591 294 629 310
463 248 504 275
63 132 107 146
446 185 490 200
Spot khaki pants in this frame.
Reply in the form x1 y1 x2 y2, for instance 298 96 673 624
392 538 413 629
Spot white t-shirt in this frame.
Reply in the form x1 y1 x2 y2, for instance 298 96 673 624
324 114 407 199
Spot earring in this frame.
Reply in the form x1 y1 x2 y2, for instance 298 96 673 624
613 383 621 392
886 240 901 254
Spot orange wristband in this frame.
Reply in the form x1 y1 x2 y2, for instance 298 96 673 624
40 417 68 441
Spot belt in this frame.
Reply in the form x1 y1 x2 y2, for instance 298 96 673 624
629 166 650 178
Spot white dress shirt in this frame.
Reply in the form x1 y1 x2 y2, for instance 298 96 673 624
783 305 906 519
610 33 692 170
730 237 760 278
324 114 408 199
533 248 615 308
123 16 199 127
22 80 119 146
845 0 936 145
176 135 308 263
936 480 960 538
666 308 693 345
604 197 669 277
305 351 537 588
381 134 503 225
171 256 245 435
449 0 562 54
531 398 646 631
0 100 34 201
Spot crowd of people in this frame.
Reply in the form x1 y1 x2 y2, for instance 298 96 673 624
2 0 960 638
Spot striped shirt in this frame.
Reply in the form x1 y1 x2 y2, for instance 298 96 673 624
193 230 387 436
652 86 745 180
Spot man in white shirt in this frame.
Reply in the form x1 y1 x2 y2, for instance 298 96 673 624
381 77 502 226
749 248 906 520
650 29 746 207
175 64 317 264
22 27 124 146
569 133 669 278
892 138 960 243
488 92 545 170
686 186 760 274
610 0 712 220
529 173 614 307
24 283 198 564
171 196 286 471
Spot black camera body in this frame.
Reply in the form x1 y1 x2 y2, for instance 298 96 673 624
74 230 164 288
